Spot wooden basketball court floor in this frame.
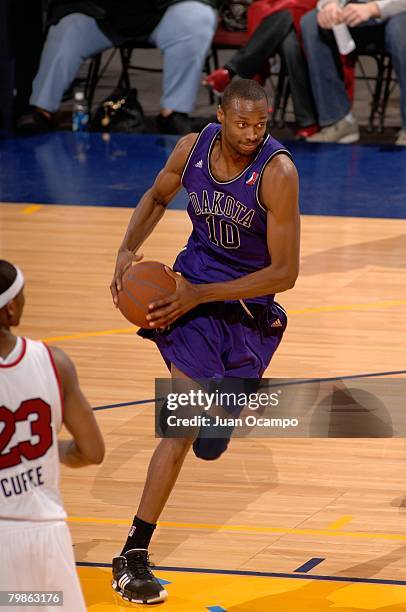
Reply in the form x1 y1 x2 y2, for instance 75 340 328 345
2 199 406 611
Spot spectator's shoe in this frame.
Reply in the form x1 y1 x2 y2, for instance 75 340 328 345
112 548 168 604
395 129 406 146
306 117 359 144
204 68 231 94
296 124 319 139
16 110 53 134
157 111 191 135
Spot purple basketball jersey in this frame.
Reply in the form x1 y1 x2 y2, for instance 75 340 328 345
174 123 292 306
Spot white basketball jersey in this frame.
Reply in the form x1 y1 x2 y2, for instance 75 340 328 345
0 338 66 521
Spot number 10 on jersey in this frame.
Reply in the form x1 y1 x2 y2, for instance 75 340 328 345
205 215 240 249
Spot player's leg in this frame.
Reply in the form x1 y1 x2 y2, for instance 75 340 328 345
112 364 195 604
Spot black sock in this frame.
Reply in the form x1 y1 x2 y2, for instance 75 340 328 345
121 515 157 554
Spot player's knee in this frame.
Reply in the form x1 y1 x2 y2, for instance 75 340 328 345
192 437 230 461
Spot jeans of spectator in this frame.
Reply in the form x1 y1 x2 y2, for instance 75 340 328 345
30 2 217 114
227 11 317 127
149 1 217 113
301 10 406 129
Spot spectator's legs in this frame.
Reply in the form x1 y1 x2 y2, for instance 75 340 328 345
227 11 293 77
30 13 114 113
384 13 406 130
150 1 217 115
279 27 318 128
301 10 350 126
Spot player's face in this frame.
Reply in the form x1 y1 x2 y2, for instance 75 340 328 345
218 98 268 157
8 289 25 327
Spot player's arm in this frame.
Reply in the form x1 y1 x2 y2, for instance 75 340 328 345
49 346 105 468
110 133 198 305
147 155 300 328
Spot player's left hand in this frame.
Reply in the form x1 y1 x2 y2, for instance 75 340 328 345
342 2 379 26
147 267 201 328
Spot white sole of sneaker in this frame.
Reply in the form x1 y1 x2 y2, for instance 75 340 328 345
337 133 360 144
112 579 168 605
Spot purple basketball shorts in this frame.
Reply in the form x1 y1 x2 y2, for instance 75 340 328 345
138 300 287 380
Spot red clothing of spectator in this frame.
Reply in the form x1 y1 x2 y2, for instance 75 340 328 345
247 0 315 35
247 0 354 99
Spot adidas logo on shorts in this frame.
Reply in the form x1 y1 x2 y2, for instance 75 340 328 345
271 318 283 327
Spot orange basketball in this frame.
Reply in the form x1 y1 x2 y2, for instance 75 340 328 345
118 261 176 328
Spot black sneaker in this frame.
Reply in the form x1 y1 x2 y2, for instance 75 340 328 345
156 112 191 135
16 110 53 134
112 548 168 604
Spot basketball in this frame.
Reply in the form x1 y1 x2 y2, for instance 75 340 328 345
117 261 176 328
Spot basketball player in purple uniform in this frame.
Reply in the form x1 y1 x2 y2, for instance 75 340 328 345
110 79 300 604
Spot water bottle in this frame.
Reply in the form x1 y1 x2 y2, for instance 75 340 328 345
72 88 89 132
332 23 356 55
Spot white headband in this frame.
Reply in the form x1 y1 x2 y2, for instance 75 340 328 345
0 266 25 309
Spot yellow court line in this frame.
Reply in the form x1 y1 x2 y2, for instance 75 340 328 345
42 299 406 343
328 516 353 530
290 299 406 315
21 204 43 214
67 516 406 542
42 327 137 343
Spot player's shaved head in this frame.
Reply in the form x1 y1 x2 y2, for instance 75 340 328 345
221 79 268 110
0 260 17 294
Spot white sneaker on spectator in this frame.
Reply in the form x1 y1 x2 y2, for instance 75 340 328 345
395 129 406 146
306 116 360 144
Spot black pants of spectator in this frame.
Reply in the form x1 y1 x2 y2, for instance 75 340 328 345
226 10 317 128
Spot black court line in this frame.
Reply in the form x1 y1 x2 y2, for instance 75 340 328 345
93 398 161 411
294 557 325 573
76 561 406 587
92 369 406 412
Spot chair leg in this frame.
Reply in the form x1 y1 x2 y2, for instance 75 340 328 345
118 48 132 90
271 59 288 127
212 47 219 71
280 78 290 127
368 55 384 132
85 53 101 113
379 57 393 133
204 53 215 105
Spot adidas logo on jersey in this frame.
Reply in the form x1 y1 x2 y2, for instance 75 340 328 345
271 318 283 328
194 159 203 168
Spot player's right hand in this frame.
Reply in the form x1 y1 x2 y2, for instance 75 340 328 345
110 249 143 306
318 2 343 28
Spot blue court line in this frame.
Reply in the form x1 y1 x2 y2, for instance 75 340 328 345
294 558 325 573
91 368 406 412
76 561 406 587
207 607 226 612
92 397 161 412
2 132 406 219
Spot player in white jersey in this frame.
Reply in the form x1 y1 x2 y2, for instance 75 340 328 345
0 260 105 612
